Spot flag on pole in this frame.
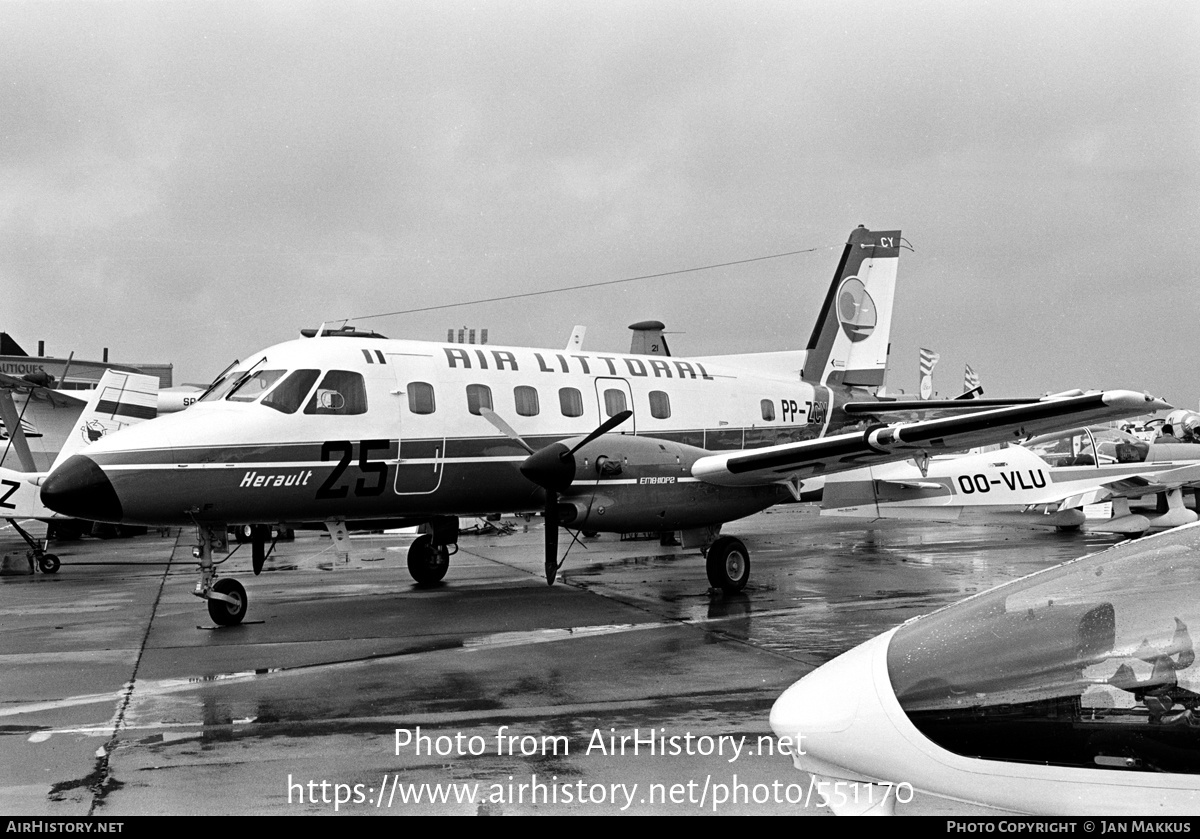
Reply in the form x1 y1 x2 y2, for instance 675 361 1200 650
919 348 940 399
964 364 981 392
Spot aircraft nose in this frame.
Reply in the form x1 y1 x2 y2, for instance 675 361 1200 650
769 631 896 777
40 454 123 522
770 649 865 743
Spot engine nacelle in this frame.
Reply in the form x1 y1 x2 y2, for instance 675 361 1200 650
555 435 786 532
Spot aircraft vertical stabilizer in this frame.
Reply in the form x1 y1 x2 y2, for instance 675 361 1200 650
802 226 901 388
564 325 586 352
628 321 670 356
0 333 29 356
50 371 159 472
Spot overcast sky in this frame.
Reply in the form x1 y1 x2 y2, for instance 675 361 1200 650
3 1 1197 410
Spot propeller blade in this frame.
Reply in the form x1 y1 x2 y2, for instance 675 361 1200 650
479 407 536 454
252 528 266 576
544 489 559 585
525 412 629 586
566 410 632 457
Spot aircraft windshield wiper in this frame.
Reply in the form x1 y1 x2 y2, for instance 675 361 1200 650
197 359 242 403
221 358 268 402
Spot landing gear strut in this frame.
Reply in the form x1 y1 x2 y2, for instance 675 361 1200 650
704 535 750 592
6 518 60 574
193 524 248 626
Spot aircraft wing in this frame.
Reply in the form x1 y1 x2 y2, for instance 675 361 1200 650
0 372 84 408
692 390 1169 487
1050 462 1200 510
842 397 1042 420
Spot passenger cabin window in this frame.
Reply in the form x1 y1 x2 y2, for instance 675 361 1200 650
226 369 286 402
405 381 436 415
603 388 627 418
761 399 775 421
514 386 540 417
303 370 368 415
649 391 671 419
559 387 583 418
466 384 493 416
262 369 320 414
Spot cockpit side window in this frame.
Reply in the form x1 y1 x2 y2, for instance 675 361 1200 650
303 370 368 415
1025 429 1096 467
227 370 287 402
262 369 320 414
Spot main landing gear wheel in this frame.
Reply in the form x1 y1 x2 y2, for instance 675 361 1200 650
37 554 60 574
706 536 750 592
207 578 248 626
407 534 450 585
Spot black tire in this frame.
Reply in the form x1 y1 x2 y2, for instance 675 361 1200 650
233 524 254 544
207 578 248 626
38 554 61 574
706 536 750 592
407 534 450 585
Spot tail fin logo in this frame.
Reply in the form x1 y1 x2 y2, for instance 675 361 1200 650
837 277 877 342
81 419 114 444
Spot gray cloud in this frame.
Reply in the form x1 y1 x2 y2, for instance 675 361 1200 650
1 0 1196 406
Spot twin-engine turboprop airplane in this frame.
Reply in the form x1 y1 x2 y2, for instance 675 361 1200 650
821 424 1200 536
770 522 1200 815
37 226 1168 626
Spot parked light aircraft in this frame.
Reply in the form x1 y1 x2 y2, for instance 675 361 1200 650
822 424 1200 535
770 522 1200 815
37 226 1167 626
1 369 159 572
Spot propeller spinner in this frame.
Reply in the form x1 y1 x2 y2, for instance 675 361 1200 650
480 408 632 584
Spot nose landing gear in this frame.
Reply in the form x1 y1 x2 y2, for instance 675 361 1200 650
192 524 249 627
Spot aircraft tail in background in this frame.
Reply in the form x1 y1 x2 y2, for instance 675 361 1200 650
801 225 902 389
49 371 159 473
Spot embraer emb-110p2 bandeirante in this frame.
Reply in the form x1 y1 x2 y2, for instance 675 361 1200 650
38 226 1168 626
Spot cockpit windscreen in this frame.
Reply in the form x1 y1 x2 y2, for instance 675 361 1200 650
889 524 1200 773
